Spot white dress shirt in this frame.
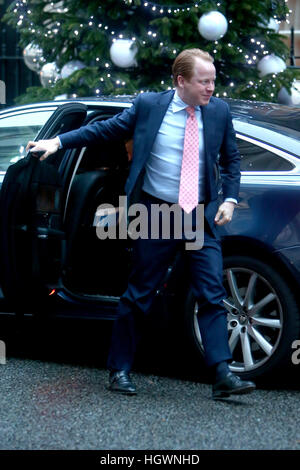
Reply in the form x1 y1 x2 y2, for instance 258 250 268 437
142 91 206 203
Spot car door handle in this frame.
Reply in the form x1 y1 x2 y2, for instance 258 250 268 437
35 227 66 239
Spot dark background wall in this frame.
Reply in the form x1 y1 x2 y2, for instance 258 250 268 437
280 0 300 67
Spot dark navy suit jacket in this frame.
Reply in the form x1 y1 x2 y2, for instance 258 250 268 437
59 90 240 233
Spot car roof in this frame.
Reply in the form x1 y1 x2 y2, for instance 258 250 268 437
224 98 300 136
0 96 134 115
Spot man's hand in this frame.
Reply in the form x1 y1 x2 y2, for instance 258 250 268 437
214 201 236 226
26 136 60 161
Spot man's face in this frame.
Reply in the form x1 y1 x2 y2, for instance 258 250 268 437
176 57 216 106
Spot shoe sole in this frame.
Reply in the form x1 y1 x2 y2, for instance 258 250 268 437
212 384 256 400
108 386 137 396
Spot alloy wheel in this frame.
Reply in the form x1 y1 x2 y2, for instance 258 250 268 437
193 266 284 374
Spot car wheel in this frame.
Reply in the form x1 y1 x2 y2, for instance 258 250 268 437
184 255 300 380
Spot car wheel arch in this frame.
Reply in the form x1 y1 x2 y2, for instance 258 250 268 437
221 236 300 304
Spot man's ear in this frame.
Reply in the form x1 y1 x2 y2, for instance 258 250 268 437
177 75 185 89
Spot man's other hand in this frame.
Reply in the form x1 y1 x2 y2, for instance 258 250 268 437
214 201 235 226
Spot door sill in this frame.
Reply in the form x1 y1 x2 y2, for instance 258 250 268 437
56 285 120 304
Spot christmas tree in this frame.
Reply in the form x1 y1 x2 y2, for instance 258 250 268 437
3 0 299 104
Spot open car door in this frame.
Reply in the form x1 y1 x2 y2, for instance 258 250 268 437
0 102 87 312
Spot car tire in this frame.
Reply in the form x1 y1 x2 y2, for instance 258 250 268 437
183 255 300 381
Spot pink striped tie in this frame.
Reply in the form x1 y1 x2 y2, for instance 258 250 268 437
178 106 199 213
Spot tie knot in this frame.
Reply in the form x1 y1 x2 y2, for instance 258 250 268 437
186 106 195 117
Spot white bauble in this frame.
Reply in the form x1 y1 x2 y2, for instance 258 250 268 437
291 80 300 105
267 18 280 32
257 54 286 77
278 87 292 105
110 39 137 68
54 94 68 100
23 43 44 72
43 1 64 13
40 62 61 87
61 60 85 79
198 11 228 41
278 81 300 105
258 17 280 32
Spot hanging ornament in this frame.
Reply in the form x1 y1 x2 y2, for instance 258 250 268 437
23 43 44 72
278 84 300 106
61 60 85 79
40 62 61 87
291 80 300 105
267 17 280 32
43 1 66 13
278 87 292 105
110 39 138 68
258 16 280 32
257 54 286 77
198 11 228 41
54 94 69 100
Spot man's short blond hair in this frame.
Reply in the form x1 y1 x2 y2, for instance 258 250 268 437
172 49 214 86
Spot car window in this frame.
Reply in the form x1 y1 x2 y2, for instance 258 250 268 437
0 110 53 172
237 138 294 172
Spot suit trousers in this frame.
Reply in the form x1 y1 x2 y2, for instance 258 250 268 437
107 194 232 372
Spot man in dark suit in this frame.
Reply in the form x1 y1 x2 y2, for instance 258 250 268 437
27 48 255 399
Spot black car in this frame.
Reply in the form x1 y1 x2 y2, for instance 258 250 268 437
0 97 299 381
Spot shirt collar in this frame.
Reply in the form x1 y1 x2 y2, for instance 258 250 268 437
172 90 201 113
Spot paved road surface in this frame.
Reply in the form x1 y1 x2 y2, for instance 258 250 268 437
0 314 299 451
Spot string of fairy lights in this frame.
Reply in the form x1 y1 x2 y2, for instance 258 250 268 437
11 0 293 98
123 0 206 14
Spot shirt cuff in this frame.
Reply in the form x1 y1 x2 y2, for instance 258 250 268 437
57 136 63 149
224 198 238 204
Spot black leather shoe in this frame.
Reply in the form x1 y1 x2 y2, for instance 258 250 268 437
108 370 137 395
212 372 256 399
